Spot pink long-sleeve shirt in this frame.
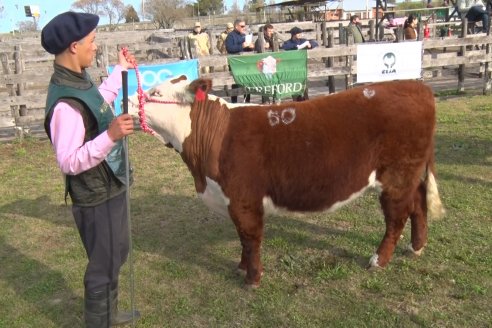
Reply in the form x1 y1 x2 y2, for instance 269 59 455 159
49 65 126 175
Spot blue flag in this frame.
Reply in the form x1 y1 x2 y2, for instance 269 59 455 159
107 59 199 115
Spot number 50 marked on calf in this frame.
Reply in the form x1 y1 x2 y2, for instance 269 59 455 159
267 108 296 126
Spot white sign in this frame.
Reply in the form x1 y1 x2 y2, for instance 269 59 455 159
245 34 253 44
356 41 422 83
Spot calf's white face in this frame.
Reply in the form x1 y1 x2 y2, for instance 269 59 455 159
127 75 195 152
127 75 257 151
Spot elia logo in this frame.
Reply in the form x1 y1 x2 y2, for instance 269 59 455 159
382 52 396 74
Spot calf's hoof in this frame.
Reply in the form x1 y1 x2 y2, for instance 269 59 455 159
368 254 381 269
244 282 260 290
236 266 264 277
367 254 383 271
236 267 247 276
405 243 424 257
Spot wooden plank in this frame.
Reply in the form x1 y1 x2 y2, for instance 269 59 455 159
0 107 15 128
16 115 45 125
1 52 11 74
423 35 492 48
422 52 492 67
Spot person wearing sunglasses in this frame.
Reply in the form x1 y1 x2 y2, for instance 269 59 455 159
225 19 253 103
225 19 254 55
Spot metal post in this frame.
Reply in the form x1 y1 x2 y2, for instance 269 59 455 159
121 70 137 328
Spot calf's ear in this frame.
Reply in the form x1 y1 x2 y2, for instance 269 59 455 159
188 78 212 100
170 75 187 84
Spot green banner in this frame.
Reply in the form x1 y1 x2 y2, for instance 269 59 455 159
228 50 307 100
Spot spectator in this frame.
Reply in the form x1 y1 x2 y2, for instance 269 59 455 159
188 21 211 73
226 19 253 103
225 19 254 54
347 15 365 43
255 24 275 52
217 22 234 54
282 27 319 50
41 11 140 326
281 27 315 101
255 24 276 104
404 14 419 40
457 0 490 33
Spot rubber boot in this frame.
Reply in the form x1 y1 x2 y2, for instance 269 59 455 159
85 288 111 328
110 287 140 326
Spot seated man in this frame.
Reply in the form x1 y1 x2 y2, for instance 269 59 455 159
282 27 319 50
457 0 490 33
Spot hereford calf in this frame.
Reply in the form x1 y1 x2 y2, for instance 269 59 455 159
128 77 445 288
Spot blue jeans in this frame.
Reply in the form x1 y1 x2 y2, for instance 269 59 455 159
466 6 490 33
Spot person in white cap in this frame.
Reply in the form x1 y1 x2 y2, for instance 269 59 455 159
217 22 234 54
188 21 211 73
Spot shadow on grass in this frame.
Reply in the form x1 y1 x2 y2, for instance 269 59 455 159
436 134 492 166
129 193 380 283
1 193 381 289
0 235 82 327
0 195 74 228
438 171 492 189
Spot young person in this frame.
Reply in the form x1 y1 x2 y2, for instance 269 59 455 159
254 23 275 52
42 11 140 327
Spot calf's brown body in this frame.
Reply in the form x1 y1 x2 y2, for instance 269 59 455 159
133 78 444 287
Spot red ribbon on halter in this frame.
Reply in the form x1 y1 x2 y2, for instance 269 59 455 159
122 47 195 135
195 88 206 102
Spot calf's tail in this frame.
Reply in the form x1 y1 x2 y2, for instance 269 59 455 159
425 151 446 220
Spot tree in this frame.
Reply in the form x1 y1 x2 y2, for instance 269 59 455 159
71 0 104 15
195 0 224 16
248 0 264 12
145 0 187 29
17 20 37 32
228 0 242 15
71 0 126 30
125 5 140 23
101 0 125 29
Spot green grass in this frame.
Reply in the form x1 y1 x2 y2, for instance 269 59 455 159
0 95 491 327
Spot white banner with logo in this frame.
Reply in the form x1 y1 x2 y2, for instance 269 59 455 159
356 42 422 83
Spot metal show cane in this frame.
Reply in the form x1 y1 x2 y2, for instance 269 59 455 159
122 70 137 327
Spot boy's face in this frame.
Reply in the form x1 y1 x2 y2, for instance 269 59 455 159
75 30 97 68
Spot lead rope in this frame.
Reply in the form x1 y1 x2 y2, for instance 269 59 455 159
122 47 156 135
121 47 204 137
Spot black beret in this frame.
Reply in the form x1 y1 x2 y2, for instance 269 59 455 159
290 27 303 35
41 11 99 55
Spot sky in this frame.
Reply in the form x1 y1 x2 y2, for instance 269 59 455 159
0 0 240 33
0 0 414 33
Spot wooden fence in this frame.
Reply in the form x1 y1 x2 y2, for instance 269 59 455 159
1 19 491 141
